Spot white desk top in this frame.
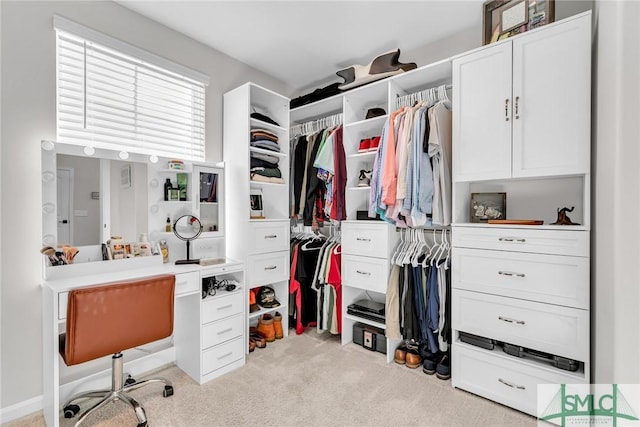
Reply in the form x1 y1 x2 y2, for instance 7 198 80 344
42 257 243 293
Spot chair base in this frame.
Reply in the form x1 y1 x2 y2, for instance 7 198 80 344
62 353 173 427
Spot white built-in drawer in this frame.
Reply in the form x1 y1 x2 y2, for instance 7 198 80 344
249 221 289 255
201 291 243 324
342 254 390 293
174 271 199 296
452 289 589 361
452 248 589 309
201 336 244 375
452 226 589 257
452 343 586 417
343 222 397 258
248 251 288 286
202 313 243 349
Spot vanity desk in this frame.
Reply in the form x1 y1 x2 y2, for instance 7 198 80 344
42 256 245 427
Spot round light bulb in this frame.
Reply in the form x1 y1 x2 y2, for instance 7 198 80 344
149 155 159 163
83 146 95 156
119 151 129 160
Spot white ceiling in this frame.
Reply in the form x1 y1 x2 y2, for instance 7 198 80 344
115 1 485 91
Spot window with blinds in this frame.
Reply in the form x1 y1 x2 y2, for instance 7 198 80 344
55 18 207 161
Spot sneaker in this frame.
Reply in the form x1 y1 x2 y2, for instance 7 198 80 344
358 138 371 152
368 136 381 151
357 170 372 187
436 354 451 380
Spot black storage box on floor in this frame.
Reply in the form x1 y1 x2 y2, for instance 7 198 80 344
353 322 386 354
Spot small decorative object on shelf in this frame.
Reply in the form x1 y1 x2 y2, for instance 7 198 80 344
164 178 172 201
470 192 507 223
336 48 417 91
551 206 580 225
177 173 188 201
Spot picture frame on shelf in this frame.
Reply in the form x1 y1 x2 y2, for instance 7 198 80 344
482 0 555 45
470 192 507 223
250 188 264 219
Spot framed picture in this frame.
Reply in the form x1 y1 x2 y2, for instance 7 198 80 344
470 192 507 223
482 0 555 45
249 188 264 219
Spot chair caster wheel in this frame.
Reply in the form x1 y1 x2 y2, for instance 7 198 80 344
125 375 136 386
63 404 80 418
163 385 174 397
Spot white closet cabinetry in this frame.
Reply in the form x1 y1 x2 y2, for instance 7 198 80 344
223 83 290 350
450 12 592 417
453 12 591 182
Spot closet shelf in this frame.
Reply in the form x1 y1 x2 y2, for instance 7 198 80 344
248 303 288 321
452 222 589 231
344 313 386 330
290 93 344 123
344 115 388 129
249 146 287 158
249 180 287 187
157 169 191 174
347 151 376 159
249 118 287 134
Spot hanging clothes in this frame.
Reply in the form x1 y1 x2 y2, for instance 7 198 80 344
369 86 452 228
289 234 325 334
385 230 451 352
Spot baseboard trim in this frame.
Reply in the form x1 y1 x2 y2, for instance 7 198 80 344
0 394 43 424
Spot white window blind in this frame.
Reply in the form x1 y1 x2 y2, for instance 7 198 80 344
54 16 208 161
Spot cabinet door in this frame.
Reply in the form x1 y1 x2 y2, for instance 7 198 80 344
194 165 224 237
512 15 591 177
453 42 513 181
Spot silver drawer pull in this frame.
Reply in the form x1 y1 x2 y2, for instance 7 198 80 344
498 237 526 243
356 270 371 276
264 235 277 239
498 271 526 278
356 237 371 242
217 304 233 311
217 352 233 360
264 265 277 271
217 328 233 335
498 378 526 390
498 316 526 325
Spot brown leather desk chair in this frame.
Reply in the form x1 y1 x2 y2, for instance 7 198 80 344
59 274 176 427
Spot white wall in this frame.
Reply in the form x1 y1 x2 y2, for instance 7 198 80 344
0 0 290 412
593 0 640 384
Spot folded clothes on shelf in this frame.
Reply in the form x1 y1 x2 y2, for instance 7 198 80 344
250 140 281 152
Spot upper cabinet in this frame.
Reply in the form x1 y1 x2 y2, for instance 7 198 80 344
453 13 591 182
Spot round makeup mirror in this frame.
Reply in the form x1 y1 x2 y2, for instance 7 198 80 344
173 215 202 265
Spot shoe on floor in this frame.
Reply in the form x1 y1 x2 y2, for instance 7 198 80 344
436 354 451 380
394 342 409 364
405 343 421 369
422 350 441 375
249 337 256 352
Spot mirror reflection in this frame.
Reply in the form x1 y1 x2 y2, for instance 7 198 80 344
55 154 148 246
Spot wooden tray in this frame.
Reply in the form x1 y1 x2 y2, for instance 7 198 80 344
487 219 544 225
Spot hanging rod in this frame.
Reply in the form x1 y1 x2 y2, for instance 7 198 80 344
290 113 343 136
395 84 452 109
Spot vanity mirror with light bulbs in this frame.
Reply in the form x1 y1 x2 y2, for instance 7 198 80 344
41 140 225 273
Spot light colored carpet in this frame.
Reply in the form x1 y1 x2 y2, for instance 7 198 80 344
7 331 535 426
